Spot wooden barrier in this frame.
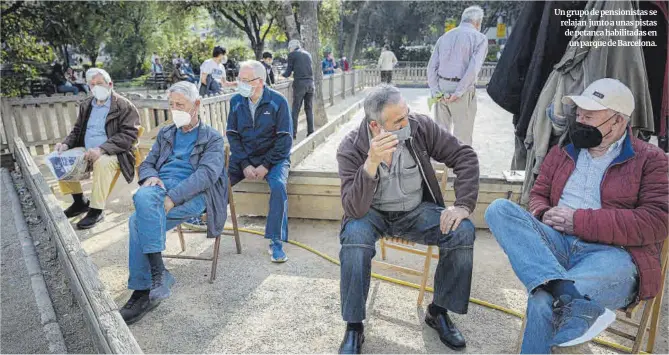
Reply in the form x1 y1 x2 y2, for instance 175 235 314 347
362 65 495 87
0 70 369 156
232 170 522 229
13 137 143 354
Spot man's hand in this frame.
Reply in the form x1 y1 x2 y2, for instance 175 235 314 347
254 165 269 180
440 206 470 234
243 165 258 180
142 177 165 189
164 196 175 213
441 94 459 104
364 132 398 177
543 206 576 234
84 147 103 163
54 143 69 154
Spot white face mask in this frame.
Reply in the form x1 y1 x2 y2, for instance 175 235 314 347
171 108 193 128
92 85 111 101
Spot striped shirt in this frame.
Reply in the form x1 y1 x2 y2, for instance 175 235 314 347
558 133 627 210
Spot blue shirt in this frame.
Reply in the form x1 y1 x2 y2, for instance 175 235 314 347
158 125 199 183
85 97 111 149
248 91 264 123
558 132 627 210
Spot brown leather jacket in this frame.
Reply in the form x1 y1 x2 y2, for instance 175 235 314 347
62 92 140 183
336 112 480 227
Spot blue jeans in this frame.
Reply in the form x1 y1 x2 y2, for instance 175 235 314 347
229 159 289 241
57 84 79 95
127 179 206 290
339 202 476 322
484 199 638 353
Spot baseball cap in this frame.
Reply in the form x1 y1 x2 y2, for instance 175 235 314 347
561 78 635 116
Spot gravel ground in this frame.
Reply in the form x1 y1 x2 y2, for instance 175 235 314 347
10 169 97 354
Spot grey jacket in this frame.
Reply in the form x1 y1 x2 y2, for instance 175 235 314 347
138 123 228 238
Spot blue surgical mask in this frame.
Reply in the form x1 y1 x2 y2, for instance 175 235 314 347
237 81 253 97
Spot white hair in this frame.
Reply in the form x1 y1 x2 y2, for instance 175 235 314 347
288 39 301 51
239 60 266 82
461 6 484 24
364 84 404 124
609 109 631 123
166 81 201 103
85 68 112 84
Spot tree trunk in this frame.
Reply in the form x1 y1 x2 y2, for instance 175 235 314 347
63 45 70 68
89 53 98 67
298 1 327 126
281 1 300 40
338 3 345 57
347 1 367 65
253 42 264 60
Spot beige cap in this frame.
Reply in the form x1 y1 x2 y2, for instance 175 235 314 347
562 78 635 116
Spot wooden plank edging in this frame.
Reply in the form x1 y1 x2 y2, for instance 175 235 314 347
13 137 143 354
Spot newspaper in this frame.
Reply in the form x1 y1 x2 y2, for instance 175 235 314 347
45 148 91 181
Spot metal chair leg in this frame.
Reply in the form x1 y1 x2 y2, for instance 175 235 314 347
209 236 222 284
228 181 242 254
177 225 186 252
417 246 433 305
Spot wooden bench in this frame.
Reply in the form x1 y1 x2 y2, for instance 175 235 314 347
145 73 169 91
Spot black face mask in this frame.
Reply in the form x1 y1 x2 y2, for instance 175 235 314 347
568 114 616 149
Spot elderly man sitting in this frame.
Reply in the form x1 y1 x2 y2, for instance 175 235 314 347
485 78 669 353
55 68 140 229
336 85 480 354
120 81 228 324
227 60 292 262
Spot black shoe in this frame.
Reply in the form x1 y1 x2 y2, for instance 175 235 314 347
64 199 89 218
76 208 104 229
425 310 466 350
338 329 364 354
119 291 160 325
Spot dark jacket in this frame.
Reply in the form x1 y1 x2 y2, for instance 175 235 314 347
226 86 293 170
62 92 140 183
138 123 228 238
486 1 586 139
336 113 479 227
530 133 669 300
283 49 314 84
262 61 275 85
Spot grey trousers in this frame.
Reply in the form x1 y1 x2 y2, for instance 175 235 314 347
434 80 477 146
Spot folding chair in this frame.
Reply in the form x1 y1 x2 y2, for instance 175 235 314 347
163 144 242 283
515 232 668 354
374 167 449 305
109 126 145 194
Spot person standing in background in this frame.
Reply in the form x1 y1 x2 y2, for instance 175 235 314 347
282 40 315 140
377 45 398 84
262 52 276 86
427 5 488 146
199 46 236 96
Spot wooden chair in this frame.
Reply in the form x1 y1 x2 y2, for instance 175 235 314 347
515 239 669 354
109 126 145 194
374 168 450 305
163 145 242 283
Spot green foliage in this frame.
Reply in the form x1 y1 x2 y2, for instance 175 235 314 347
395 46 432 62
360 47 381 61
486 44 500 62
226 39 255 62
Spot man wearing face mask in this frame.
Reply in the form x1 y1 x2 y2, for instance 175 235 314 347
54 68 140 229
119 81 227 324
336 85 479 354
199 46 236 96
227 61 292 263
485 78 669 353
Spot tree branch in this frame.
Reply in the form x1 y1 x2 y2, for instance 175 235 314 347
261 17 274 42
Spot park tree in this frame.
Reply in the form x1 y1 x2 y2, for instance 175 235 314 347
297 1 327 126
205 1 280 60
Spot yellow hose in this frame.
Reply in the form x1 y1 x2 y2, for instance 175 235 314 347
227 226 648 354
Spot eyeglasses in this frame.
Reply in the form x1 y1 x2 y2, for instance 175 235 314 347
238 77 261 84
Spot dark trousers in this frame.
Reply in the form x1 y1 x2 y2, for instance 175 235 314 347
380 70 393 84
291 83 315 138
339 202 475 322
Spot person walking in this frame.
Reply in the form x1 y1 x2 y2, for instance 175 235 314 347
377 45 398 84
281 40 315 139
